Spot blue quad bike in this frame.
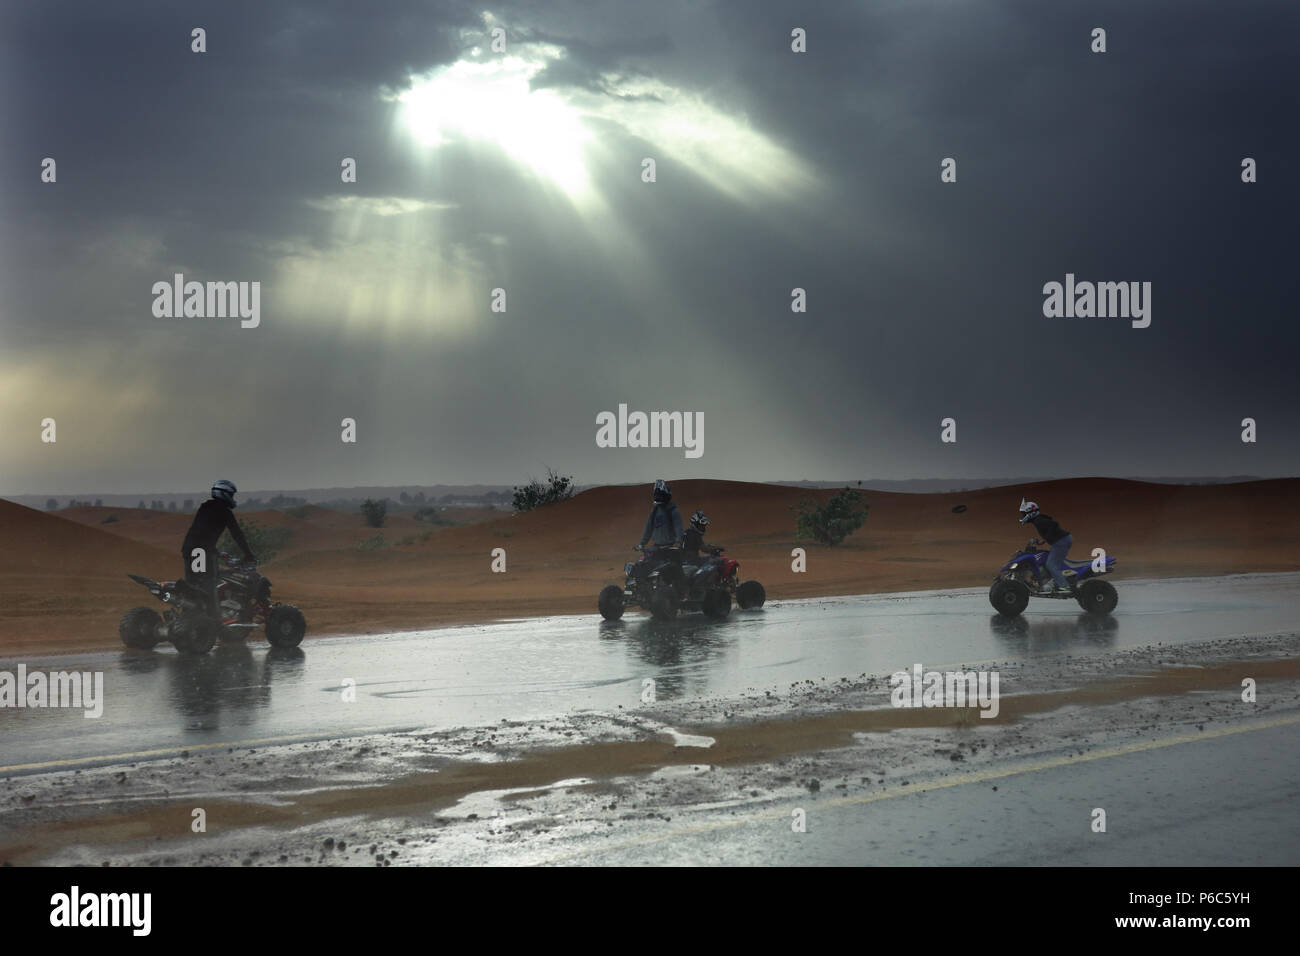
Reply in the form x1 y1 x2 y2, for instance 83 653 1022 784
990 537 1118 618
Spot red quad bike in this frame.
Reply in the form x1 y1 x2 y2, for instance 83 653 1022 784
598 546 766 621
120 551 307 655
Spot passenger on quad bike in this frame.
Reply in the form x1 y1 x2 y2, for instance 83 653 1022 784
1018 499 1072 593
634 479 683 584
182 480 256 617
682 510 722 566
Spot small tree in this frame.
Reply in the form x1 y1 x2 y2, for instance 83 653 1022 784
512 468 575 512
45 498 58 511
137 500 146 509
95 498 103 507
360 498 387 528
794 487 869 546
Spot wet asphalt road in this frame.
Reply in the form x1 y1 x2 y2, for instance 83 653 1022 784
530 719 1300 866
2 573 1298 773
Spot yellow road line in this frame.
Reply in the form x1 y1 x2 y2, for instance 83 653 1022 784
538 711 1300 864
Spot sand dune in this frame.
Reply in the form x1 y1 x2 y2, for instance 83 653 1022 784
2 478 1297 655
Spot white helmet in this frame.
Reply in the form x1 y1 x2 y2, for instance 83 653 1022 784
1018 499 1039 524
212 479 238 507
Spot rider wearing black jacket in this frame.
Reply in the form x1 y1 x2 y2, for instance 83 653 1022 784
182 480 255 615
1025 510 1068 545
682 510 720 563
1019 499 1073 590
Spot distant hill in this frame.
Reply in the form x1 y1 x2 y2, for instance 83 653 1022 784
4 476 1280 512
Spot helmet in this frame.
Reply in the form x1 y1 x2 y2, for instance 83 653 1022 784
652 479 671 504
689 509 709 533
1018 498 1039 524
212 479 238 507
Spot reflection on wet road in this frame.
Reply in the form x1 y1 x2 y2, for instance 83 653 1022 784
2 574 1296 772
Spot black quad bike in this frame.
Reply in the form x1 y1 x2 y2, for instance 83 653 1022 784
989 537 1119 618
598 545 766 621
120 551 307 654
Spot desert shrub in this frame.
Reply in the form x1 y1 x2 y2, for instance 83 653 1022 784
360 498 387 528
512 468 575 512
794 487 869 546
358 533 386 551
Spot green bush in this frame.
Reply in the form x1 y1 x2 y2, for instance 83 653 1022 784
512 468 575 512
218 519 294 564
794 487 869 547
358 533 387 551
283 505 312 520
360 498 387 528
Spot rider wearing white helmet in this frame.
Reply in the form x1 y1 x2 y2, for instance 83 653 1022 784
1018 499 1073 591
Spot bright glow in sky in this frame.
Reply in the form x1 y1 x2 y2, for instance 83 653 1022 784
397 50 593 196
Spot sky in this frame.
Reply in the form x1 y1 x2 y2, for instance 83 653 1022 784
1 0 1296 495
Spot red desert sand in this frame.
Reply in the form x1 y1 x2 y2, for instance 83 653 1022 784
2 478 1297 656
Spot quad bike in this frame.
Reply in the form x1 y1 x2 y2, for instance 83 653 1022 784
119 551 307 654
598 545 766 621
990 537 1118 618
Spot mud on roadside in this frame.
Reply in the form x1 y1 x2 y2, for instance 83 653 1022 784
2 632 1297 866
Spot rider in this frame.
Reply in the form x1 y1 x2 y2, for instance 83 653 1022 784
182 480 256 617
634 479 683 583
1018 499 1073 592
682 509 720 565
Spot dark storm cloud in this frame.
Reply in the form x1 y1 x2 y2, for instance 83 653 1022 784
1 0 1296 494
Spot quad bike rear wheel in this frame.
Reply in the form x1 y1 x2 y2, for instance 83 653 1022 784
265 605 307 648
171 612 220 655
989 578 1030 618
1076 578 1118 615
702 589 732 619
598 584 625 621
119 607 163 649
736 580 766 609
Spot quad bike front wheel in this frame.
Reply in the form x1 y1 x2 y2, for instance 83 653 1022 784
1076 578 1118 615
171 612 220 655
598 585 625 621
702 589 732 619
119 607 163 649
736 580 766 609
265 605 307 648
989 578 1030 618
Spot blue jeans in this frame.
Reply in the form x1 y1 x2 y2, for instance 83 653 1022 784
1046 535 1073 587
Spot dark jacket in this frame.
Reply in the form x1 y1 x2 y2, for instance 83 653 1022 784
1028 513 1069 545
640 502 683 548
183 499 254 561
683 526 716 558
